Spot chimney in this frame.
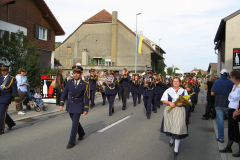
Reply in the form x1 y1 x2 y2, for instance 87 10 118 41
111 11 118 65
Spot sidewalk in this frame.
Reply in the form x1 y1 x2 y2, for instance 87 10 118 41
7 94 110 121
201 87 239 160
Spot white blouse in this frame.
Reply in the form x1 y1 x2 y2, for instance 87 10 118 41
161 87 188 103
228 84 240 109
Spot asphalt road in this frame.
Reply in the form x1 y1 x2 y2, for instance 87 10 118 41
0 88 221 160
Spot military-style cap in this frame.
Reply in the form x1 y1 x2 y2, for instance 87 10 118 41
72 66 83 73
147 70 153 74
1 65 9 71
153 72 158 75
135 74 139 76
110 70 114 75
89 69 95 73
103 69 108 72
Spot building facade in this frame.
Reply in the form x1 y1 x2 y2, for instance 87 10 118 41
214 10 240 75
0 0 65 68
55 10 165 75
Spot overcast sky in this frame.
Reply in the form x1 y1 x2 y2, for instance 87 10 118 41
45 0 240 72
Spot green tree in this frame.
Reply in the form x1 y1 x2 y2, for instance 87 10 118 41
156 60 166 77
167 67 180 76
0 30 40 87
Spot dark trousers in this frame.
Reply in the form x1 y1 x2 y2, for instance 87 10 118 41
23 91 31 106
117 88 121 100
0 104 15 134
144 96 153 116
228 109 240 142
101 92 106 104
132 93 138 106
138 93 141 103
69 113 85 145
90 90 96 107
127 87 130 98
185 104 191 124
152 94 158 111
190 96 195 110
204 94 215 118
107 95 115 114
121 86 128 109
56 87 62 105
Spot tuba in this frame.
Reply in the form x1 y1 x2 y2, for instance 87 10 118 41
104 76 115 90
96 75 105 92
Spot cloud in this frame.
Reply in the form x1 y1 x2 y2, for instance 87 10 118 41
45 0 240 72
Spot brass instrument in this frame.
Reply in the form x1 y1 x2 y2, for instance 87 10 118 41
144 75 154 90
86 74 96 82
104 76 115 90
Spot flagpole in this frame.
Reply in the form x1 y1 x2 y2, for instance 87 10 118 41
135 13 141 74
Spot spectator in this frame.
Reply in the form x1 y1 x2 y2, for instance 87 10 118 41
55 69 64 106
22 70 31 110
15 68 28 115
211 69 233 143
202 75 217 120
219 70 240 157
34 89 43 105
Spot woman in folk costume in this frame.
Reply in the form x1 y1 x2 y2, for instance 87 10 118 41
104 71 119 116
160 77 189 156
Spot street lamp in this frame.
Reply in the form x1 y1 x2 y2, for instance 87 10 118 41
135 13 142 73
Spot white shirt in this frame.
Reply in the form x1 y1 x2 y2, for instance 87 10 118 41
161 87 188 103
74 79 81 86
3 74 9 80
228 84 240 109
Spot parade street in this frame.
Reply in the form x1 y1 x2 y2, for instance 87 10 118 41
0 88 222 160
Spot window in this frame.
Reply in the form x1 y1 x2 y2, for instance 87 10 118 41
0 30 3 39
105 59 111 66
39 27 47 40
97 58 102 65
67 47 71 54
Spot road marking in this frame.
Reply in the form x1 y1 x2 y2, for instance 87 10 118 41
97 116 131 133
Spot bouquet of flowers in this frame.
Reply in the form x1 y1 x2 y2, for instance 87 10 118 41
167 92 195 110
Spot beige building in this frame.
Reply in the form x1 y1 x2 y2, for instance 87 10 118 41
55 9 165 75
214 10 240 75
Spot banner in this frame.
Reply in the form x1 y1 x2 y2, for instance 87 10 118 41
137 36 143 54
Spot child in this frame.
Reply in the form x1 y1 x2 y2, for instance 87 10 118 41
34 90 43 105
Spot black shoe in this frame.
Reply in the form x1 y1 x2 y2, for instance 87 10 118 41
112 108 114 113
157 106 160 109
66 143 75 149
201 117 209 120
216 138 224 143
7 124 15 130
133 105 136 107
138 101 140 104
102 103 105 106
147 115 150 119
78 136 83 140
202 114 205 117
0 132 3 135
174 152 178 156
122 107 125 110
169 143 174 147
154 110 157 113
90 106 93 109
109 113 112 116
232 152 240 157
219 148 232 153
191 109 194 112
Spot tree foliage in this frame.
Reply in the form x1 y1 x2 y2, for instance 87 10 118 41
167 67 180 76
156 60 166 77
0 30 40 87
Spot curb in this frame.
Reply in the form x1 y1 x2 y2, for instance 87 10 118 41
201 87 228 160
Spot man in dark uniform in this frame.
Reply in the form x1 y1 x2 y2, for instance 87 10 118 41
119 68 131 110
101 69 108 105
130 74 142 107
0 65 19 135
127 71 131 99
59 66 90 149
143 70 154 119
104 71 119 116
88 69 98 109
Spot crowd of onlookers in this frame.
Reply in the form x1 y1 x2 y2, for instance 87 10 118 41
202 69 240 157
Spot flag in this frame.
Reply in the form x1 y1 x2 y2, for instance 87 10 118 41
137 36 143 54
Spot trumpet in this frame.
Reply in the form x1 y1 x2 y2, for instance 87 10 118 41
144 75 154 90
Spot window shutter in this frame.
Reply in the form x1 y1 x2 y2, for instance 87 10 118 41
35 24 39 39
48 29 52 41
91 59 94 65
101 59 105 66
112 62 115 66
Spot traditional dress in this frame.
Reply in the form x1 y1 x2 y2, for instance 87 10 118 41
160 87 188 139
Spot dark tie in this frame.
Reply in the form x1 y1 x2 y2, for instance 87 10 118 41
75 80 78 88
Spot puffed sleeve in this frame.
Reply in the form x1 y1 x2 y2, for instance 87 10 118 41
161 89 168 101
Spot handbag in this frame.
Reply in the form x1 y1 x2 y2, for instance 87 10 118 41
51 79 56 88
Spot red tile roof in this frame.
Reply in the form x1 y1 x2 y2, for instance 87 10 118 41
0 0 14 5
85 9 112 23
